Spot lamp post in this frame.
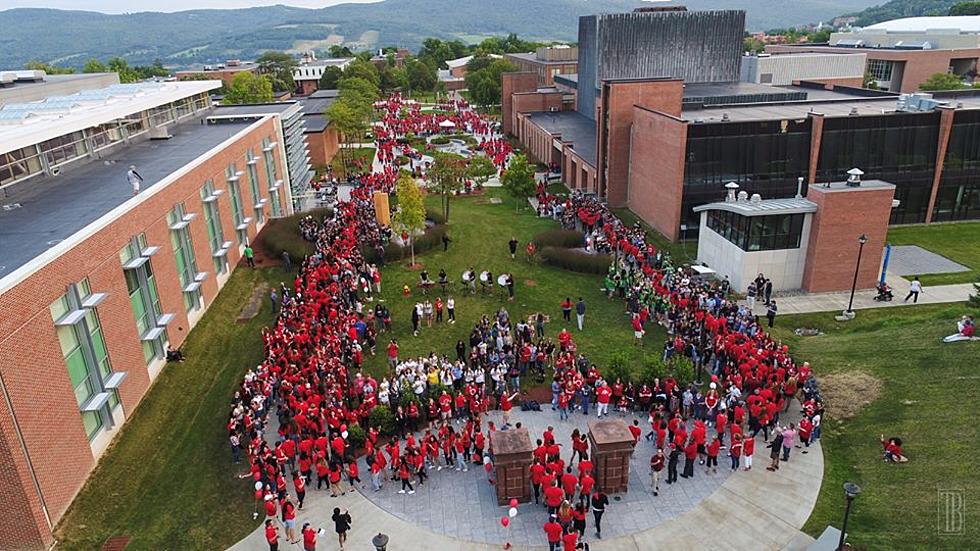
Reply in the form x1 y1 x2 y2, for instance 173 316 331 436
837 482 861 550
845 234 869 314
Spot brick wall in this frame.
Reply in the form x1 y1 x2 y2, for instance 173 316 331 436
501 72 539 135
305 126 341 168
801 182 896 293
627 106 688 241
599 79 683 207
0 117 285 550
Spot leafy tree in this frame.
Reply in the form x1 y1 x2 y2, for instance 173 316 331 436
392 172 426 266
82 59 107 73
464 58 516 109
862 71 881 90
223 72 274 104
338 76 379 113
949 1 980 15
23 60 75 74
318 65 343 90
380 65 408 92
324 97 369 172
344 58 380 88
500 154 536 211
920 72 967 91
406 59 437 95
107 57 139 82
328 45 354 58
466 155 497 190
255 51 297 93
428 152 467 221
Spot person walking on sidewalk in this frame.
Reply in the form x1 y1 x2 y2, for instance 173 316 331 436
746 281 758 310
905 277 923 303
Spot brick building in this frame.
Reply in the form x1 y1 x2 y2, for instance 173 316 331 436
504 45 578 87
0 80 294 549
292 57 354 96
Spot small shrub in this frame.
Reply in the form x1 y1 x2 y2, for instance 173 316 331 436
533 229 585 249
638 356 668 385
257 207 334 261
539 247 612 274
425 208 447 225
368 406 395 436
605 351 632 384
346 424 366 452
396 156 411 165
430 136 450 145
362 224 448 263
670 356 696 388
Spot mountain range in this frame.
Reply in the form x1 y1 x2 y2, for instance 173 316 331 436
0 0 885 70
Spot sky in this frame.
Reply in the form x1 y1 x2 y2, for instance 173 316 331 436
0 0 382 13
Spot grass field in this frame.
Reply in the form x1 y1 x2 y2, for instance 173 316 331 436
770 303 980 549
331 146 376 179
887 222 980 286
359 188 667 379
53 267 288 550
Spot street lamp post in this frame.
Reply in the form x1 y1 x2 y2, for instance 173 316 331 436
837 482 862 550
846 234 869 314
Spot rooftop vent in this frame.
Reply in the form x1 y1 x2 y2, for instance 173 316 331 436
846 167 864 187
750 193 762 204
725 181 740 203
737 190 749 202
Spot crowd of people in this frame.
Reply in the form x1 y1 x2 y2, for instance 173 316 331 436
233 94 826 551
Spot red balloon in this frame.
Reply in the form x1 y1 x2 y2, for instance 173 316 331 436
484 462 493 473
509 498 518 508
500 516 509 527
254 490 263 500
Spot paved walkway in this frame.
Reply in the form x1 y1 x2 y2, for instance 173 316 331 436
229 405 822 551
765 271 973 316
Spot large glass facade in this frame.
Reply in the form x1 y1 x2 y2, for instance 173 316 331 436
683 119 812 235
706 210 805 251
816 112 940 225
934 110 980 222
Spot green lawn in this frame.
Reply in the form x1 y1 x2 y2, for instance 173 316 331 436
887 222 980 286
360 188 666 379
769 303 980 549
331 146 376 179
54 266 289 550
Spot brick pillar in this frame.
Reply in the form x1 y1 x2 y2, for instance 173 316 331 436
587 420 634 494
493 428 533 505
807 112 824 185
925 106 956 223
801 181 896 293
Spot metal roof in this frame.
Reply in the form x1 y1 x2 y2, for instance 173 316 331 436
864 15 980 33
693 197 818 216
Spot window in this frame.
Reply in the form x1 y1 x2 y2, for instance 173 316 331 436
706 210 805 251
50 279 121 441
120 234 169 365
0 145 44 188
246 149 265 225
867 59 893 83
200 180 229 274
168 202 202 312
226 163 249 245
41 131 88 168
262 138 283 217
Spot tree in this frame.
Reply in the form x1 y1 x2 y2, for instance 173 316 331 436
343 58 380 88
318 65 344 90
464 58 516 109
328 45 354 58
224 72 274 104
380 65 408 92
466 155 497 190
969 275 980 309
256 51 297 93
500 154 536 211
920 72 967 91
392 172 426 267
950 1 980 15
428 152 467 221
406 59 437 95
862 71 880 90
107 57 140 83
23 60 74 74
324 98 369 173
82 59 107 73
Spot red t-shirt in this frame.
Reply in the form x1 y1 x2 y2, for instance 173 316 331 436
562 531 578 551
544 485 565 507
265 525 278 544
303 528 316 548
544 521 563 543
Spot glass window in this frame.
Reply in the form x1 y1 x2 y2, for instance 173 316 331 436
706 211 804 251
200 180 228 274
246 149 265 225
121 236 168 365
227 164 248 245
168 203 201 312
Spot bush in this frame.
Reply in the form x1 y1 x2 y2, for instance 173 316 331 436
396 156 411 165
430 136 450 145
368 406 395 436
605 351 632 384
425 207 447 225
257 207 334 262
637 356 668 385
346 424 366 452
533 229 585 249
539 247 612 274
362 224 449 263
670 356 696 388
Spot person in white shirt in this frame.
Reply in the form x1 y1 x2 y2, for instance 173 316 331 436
904 277 923 303
127 165 144 196
446 296 456 324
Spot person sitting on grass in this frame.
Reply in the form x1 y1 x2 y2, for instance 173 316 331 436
942 315 976 343
881 435 908 463
166 346 185 363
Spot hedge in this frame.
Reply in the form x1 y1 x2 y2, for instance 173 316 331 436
258 207 335 262
430 136 450 145
533 229 585 249
367 406 395 436
396 156 411 165
539 246 612 274
346 424 366 452
363 224 449 263
425 207 447 226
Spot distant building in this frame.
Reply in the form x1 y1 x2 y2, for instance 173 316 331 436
741 52 867 87
769 15 980 91
295 89 342 169
0 79 295 550
438 54 502 91
175 59 259 88
504 45 579 86
292 56 354 96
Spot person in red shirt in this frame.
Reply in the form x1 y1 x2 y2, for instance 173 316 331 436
398 461 415 494
301 522 317 551
628 420 642 445
544 515 563 551
706 436 721 475
265 519 280 551
730 434 744 471
561 467 578 497
649 449 665 496
544 481 565 514
681 439 697 479
292 471 306 509
561 526 578 551
595 381 612 417
742 434 755 470
386 339 399 369
578 472 594 505
264 494 278 520
500 391 518 426
530 460 546 504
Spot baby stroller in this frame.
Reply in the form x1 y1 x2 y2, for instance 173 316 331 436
873 282 894 302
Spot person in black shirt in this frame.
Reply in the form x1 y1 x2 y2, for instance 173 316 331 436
508 237 519 259
590 491 609 539
332 507 352 550
667 447 680 484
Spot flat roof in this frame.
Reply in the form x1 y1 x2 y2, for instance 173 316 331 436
0 117 254 284
526 110 597 166
865 15 980 33
693 197 817 216
506 52 579 66
682 81 807 104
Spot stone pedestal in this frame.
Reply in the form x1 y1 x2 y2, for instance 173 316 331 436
588 419 634 494
493 427 533 505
